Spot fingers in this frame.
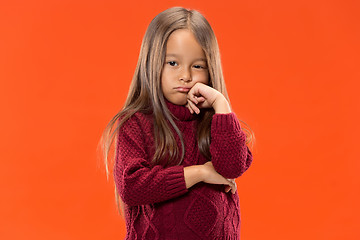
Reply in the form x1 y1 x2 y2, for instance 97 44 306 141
187 84 200 103
225 184 236 194
187 95 206 114
187 99 200 114
196 96 206 102
185 100 194 114
186 101 193 114
186 85 207 115
225 179 237 194
189 95 206 105
190 95 199 104
201 161 237 194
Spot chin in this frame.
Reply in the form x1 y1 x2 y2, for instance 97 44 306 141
176 99 187 106
168 96 187 106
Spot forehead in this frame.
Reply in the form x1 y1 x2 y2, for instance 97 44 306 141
165 29 206 59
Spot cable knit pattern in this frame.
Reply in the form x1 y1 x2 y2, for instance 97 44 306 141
114 98 253 239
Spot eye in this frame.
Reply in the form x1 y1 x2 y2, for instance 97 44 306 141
193 65 206 69
167 61 178 66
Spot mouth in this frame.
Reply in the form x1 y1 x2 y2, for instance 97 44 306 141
175 87 191 93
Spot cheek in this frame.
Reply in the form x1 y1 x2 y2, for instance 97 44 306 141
160 69 167 83
160 68 171 81
193 71 209 84
160 72 171 90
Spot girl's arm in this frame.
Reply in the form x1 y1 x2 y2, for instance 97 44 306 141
183 165 204 189
209 98 253 179
114 113 199 207
185 84 253 179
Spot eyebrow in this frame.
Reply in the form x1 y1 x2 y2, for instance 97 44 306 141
165 53 207 62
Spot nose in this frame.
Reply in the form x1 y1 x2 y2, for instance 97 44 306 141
180 67 192 82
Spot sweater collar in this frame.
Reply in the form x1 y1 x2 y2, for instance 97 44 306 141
164 98 197 121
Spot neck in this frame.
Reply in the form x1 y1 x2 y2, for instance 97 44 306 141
164 98 197 121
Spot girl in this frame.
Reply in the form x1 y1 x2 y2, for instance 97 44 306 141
99 6 254 240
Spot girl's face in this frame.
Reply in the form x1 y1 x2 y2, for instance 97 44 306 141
161 29 209 106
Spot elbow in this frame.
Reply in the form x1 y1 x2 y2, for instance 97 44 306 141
218 167 245 179
116 180 140 207
119 189 137 207
237 151 253 177
214 164 244 179
227 162 252 179
114 172 140 207
215 152 253 179
235 146 253 178
235 163 251 178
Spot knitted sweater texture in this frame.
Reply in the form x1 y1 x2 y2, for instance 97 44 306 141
114 99 253 240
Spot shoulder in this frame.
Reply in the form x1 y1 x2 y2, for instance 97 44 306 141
118 111 153 134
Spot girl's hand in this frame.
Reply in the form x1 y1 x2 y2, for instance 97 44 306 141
224 179 237 193
201 161 237 194
185 82 222 114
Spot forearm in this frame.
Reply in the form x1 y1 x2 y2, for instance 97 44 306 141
183 165 203 189
209 111 251 178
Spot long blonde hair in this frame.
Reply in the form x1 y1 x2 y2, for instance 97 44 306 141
97 6 255 218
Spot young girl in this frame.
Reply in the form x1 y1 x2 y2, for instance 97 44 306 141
99 6 254 240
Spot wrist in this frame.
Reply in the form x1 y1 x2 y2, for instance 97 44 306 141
184 165 204 189
197 165 205 182
213 95 231 114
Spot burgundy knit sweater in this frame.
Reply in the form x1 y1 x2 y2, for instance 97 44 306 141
114 99 253 240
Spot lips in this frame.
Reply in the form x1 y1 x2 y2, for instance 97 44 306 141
176 87 191 92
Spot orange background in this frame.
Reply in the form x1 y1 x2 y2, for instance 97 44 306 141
1 0 359 239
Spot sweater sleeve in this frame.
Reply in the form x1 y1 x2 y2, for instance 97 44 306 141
209 112 253 179
113 114 189 207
